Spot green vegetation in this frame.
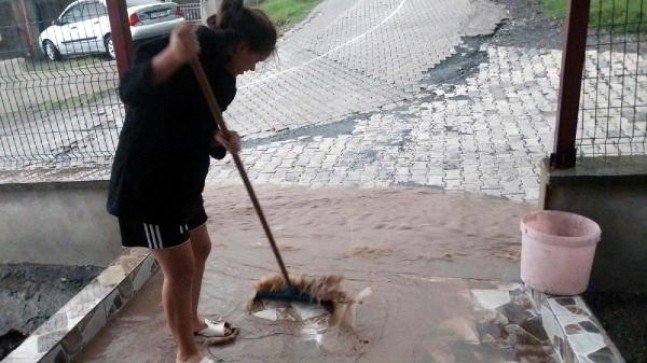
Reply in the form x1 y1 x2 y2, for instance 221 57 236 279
25 56 106 73
41 88 114 112
254 0 322 28
542 0 646 33
0 88 114 126
541 0 568 19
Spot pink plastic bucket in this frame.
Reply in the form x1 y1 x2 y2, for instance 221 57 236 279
520 210 601 295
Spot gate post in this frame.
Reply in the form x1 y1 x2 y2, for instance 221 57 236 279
551 0 591 169
106 0 134 79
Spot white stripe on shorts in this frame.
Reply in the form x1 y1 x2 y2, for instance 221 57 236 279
179 224 189 234
142 223 153 249
143 223 154 249
154 225 163 248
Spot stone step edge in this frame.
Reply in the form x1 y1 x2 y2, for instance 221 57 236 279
529 288 626 363
1 248 158 363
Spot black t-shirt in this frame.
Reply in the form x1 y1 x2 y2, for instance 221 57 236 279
107 26 236 223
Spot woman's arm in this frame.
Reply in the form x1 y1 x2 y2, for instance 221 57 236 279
150 22 200 84
119 22 200 106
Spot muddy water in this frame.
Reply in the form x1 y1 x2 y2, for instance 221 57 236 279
78 186 543 362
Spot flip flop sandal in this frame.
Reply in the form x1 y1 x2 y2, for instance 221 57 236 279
194 318 239 345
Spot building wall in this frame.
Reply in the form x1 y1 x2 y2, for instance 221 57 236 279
0 180 123 267
540 156 647 293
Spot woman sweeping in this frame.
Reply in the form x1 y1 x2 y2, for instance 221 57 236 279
107 1 277 362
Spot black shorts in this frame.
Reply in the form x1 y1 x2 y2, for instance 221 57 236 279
118 205 208 250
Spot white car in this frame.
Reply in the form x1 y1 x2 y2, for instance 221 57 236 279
39 0 185 61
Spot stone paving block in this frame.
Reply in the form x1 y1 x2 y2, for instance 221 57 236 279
426 175 444 187
444 169 462 180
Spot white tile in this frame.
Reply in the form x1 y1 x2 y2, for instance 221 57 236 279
567 333 606 357
471 289 512 310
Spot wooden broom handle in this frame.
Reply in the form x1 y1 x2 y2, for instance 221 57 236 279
190 58 293 288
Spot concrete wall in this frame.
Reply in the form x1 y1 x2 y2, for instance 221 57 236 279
540 156 647 293
0 180 122 267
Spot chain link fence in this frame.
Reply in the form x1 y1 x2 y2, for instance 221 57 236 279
0 0 191 169
0 0 121 169
0 55 122 169
578 0 647 157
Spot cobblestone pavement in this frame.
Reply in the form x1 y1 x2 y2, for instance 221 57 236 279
204 0 647 203
207 41 562 202
225 0 506 135
211 0 552 203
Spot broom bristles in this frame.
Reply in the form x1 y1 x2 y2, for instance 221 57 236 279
255 273 353 303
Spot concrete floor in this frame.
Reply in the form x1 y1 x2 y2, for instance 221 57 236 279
77 274 556 363
76 187 556 363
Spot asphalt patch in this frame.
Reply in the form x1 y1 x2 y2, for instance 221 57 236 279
490 0 563 50
421 35 490 87
419 0 562 92
242 113 370 148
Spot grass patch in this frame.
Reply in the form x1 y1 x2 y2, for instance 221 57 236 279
24 56 107 73
0 88 114 125
254 0 322 28
41 88 114 112
542 0 647 33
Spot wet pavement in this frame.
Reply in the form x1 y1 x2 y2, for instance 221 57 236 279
74 186 557 363
77 272 556 363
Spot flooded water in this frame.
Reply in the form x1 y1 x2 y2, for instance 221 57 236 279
78 273 556 362
78 187 552 363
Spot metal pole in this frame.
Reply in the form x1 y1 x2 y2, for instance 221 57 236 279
106 0 134 80
551 0 591 169
17 0 34 57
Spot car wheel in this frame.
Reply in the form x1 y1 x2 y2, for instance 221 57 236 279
43 40 61 61
105 35 116 60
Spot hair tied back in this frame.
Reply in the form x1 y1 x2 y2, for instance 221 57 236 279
220 0 243 13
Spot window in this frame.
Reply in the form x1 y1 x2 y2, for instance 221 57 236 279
61 4 83 24
82 2 107 20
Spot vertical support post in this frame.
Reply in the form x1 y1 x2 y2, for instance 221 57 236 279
17 0 34 57
551 0 591 169
106 0 134 80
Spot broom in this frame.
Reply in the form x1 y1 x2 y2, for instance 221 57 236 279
189 58 347 306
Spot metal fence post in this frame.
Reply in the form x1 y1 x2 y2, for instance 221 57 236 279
551 0 591 169
106 0 134 80
16 0 35 57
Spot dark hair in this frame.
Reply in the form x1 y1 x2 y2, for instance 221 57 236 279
210 0 277 56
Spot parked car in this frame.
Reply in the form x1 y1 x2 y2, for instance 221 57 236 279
39 0 184 61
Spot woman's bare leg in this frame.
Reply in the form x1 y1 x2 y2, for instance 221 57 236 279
152 241 203 363
188 224 212 332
